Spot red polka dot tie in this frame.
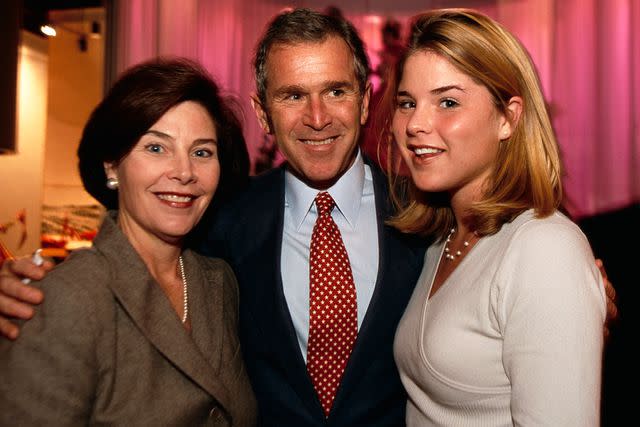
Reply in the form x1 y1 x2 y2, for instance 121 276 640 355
307 191 358 417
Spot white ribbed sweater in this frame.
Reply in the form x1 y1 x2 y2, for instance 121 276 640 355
394 210 606 426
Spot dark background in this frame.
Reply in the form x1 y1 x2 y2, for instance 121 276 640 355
579 203 636 426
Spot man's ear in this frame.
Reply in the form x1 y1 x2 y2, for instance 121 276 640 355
360 82 372 126
250 94 272 134
499 96 523 140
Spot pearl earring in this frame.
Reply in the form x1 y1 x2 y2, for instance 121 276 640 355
106 177 119 190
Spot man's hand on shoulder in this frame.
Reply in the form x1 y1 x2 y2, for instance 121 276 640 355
596 259 619 342
0 255 53 340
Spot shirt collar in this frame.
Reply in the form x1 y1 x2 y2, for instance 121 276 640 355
285 150 365 231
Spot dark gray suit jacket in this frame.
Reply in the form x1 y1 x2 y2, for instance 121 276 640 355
0 212 257 426
197 159 427 427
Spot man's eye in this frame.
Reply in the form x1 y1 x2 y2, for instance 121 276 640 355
330 89 345 97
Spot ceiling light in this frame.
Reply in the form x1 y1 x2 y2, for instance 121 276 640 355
40 24 56 37
90 21 101 39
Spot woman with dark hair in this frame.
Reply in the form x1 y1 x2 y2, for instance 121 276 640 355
0 57 256 425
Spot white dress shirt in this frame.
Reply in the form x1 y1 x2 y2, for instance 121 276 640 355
282 151 380 361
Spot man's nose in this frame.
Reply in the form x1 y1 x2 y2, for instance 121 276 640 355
302 97 332 130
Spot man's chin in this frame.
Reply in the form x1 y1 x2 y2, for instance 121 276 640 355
289 167 343 191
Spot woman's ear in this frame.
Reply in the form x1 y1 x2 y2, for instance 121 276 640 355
500 96 523 140
103 161 117 180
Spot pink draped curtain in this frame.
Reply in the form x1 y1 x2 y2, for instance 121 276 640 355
109 0 639 219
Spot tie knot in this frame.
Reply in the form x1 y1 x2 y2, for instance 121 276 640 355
315 191 335 217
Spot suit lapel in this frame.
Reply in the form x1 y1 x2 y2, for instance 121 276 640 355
230 167 323 417
93 215 233 414
331 160 426 414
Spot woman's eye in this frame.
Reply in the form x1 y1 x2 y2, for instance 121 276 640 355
193 149 214 158
440 99 459 108
145 144 164 153
397 99 415 109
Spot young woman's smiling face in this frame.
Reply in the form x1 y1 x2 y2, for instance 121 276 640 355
392 50 515 201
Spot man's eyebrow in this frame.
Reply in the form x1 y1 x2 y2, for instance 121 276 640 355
325 80 355 89
272 85 306 98
272 80 356 97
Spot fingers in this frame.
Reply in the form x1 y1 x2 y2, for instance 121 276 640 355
0 272 43 340
604 278 616 306
606 294 619 325
603 290 618 343
0 267 44 303
0 255 49 340
0 271 44 318
595 258 619 344
4 256 53 281
595 258 608 282
0 317 20 340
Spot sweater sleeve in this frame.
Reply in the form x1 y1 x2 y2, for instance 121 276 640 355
0 258 103 425
496 219 606 426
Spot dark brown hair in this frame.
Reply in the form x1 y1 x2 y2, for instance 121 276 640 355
253 8 370 105
78 57 249 210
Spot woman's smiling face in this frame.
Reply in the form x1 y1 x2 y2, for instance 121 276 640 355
392 50 514 200
105 101 220 245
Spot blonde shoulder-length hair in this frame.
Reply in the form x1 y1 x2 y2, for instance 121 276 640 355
380 8 563 240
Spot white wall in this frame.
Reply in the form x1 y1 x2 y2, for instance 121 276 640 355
0 9 105 258
43 8 104 206
0 32 48 257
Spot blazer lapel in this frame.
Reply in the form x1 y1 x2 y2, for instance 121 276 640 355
94 215 233 414
189 251 224 373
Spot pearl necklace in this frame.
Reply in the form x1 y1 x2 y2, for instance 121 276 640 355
178 255 189 323
444 228 471 261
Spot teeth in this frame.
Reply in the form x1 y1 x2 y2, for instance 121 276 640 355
303 138 335 146
414 147 442 155
157 194 193 203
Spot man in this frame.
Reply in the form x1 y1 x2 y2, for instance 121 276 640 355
196 10 426 425
0 8 618 427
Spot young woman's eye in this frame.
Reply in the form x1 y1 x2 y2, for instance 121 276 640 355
440 99 459 108
396 99 415 110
